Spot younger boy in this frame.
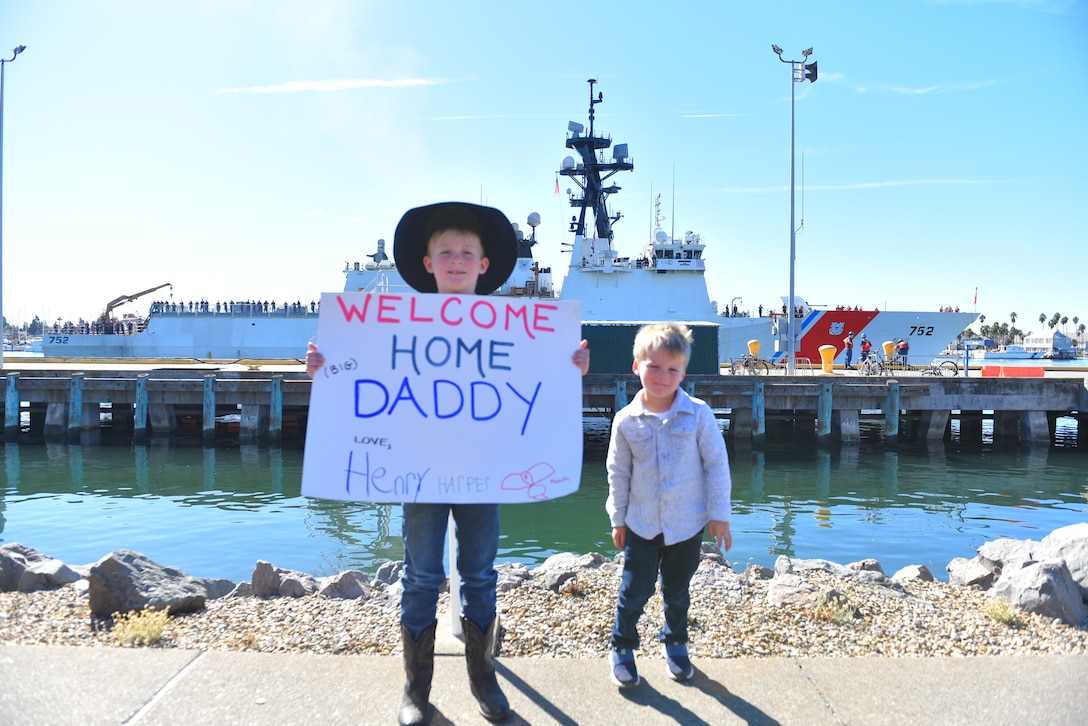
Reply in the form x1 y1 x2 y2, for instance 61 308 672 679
307 202 589 725
605 322 731 688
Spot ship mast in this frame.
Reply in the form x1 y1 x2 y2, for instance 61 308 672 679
559 79 633 246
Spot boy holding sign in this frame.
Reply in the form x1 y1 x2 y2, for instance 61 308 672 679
605 323 731 689
307 202 589 725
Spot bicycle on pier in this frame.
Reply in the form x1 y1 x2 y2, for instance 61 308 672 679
921 359 960 376
856 354 888 377
730 353 773 375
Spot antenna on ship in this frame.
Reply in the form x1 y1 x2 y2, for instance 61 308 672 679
587 78 601 138
558 79 634 246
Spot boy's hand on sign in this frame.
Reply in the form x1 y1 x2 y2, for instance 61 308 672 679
572 339 590 376
306 342 325 379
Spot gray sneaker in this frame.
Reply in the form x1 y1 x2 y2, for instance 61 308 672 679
609 647 640 689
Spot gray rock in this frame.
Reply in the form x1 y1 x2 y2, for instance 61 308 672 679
250 560 319 598
0 543 81 593
1040 523 1088 599
86 550 220 618
746 563 775 580
699 551 728 567
978 537 1037 573
542 570 576 593
767 574 820 607
946 556 996 589
226 581 253 598
847 558 885 575
495 563 531 593
892 564 935 582
853 570 900 589
201 577 237 600
777 556 874 580
317 570 371 599
992 559 1088 626
537 552 606 572
374 560 403 586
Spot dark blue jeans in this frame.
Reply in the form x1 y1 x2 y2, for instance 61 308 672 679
400 503 499 639
611 528 703 650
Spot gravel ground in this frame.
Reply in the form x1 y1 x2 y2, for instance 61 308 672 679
2 556 1086 659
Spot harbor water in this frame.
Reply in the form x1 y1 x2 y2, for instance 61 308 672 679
1 416 1084 585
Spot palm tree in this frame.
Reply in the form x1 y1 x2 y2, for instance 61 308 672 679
1048 313 1061 330
1039 313 1046 327
1010 312 1017 326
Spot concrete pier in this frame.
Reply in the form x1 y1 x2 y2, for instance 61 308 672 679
581 373 1086 448
1 364 1085 447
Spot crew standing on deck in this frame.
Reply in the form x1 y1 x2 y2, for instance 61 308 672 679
859 334 873 364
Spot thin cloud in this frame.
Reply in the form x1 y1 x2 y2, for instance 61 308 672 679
426 114 520 121
679 113 748 118
886 80 999 95
215 78 450 94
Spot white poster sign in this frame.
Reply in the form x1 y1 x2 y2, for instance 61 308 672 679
302 291 584 504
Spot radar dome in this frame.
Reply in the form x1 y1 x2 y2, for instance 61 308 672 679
562 156 576 170
527 212 541 227
655 229 668 243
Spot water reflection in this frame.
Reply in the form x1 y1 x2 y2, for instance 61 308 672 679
0 438 1084 585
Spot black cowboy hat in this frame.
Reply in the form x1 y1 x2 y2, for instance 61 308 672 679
393 202 517 295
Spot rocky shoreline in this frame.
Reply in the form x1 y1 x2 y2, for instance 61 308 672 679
3 532 1087 659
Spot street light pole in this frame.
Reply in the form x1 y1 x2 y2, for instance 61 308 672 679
1 44 27 362
772 45 816 375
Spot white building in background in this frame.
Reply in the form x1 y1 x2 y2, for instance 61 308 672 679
1023 329 1077 359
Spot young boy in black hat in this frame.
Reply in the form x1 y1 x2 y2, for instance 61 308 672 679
307 202 589 725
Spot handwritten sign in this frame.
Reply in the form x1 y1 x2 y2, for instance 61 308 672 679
302 291 584 504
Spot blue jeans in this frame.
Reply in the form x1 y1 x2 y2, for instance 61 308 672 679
400 503 499 639
611 529 703 650
845 348 853 367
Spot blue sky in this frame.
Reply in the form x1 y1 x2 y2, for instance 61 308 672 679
2 0 1085 338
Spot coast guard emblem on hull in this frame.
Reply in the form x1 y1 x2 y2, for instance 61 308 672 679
828 322 846 335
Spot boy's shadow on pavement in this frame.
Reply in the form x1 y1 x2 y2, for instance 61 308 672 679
618 669 781 726
428 663 581 726
427 664 780 725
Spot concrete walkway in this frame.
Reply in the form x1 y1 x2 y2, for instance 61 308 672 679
3 635 1086 726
